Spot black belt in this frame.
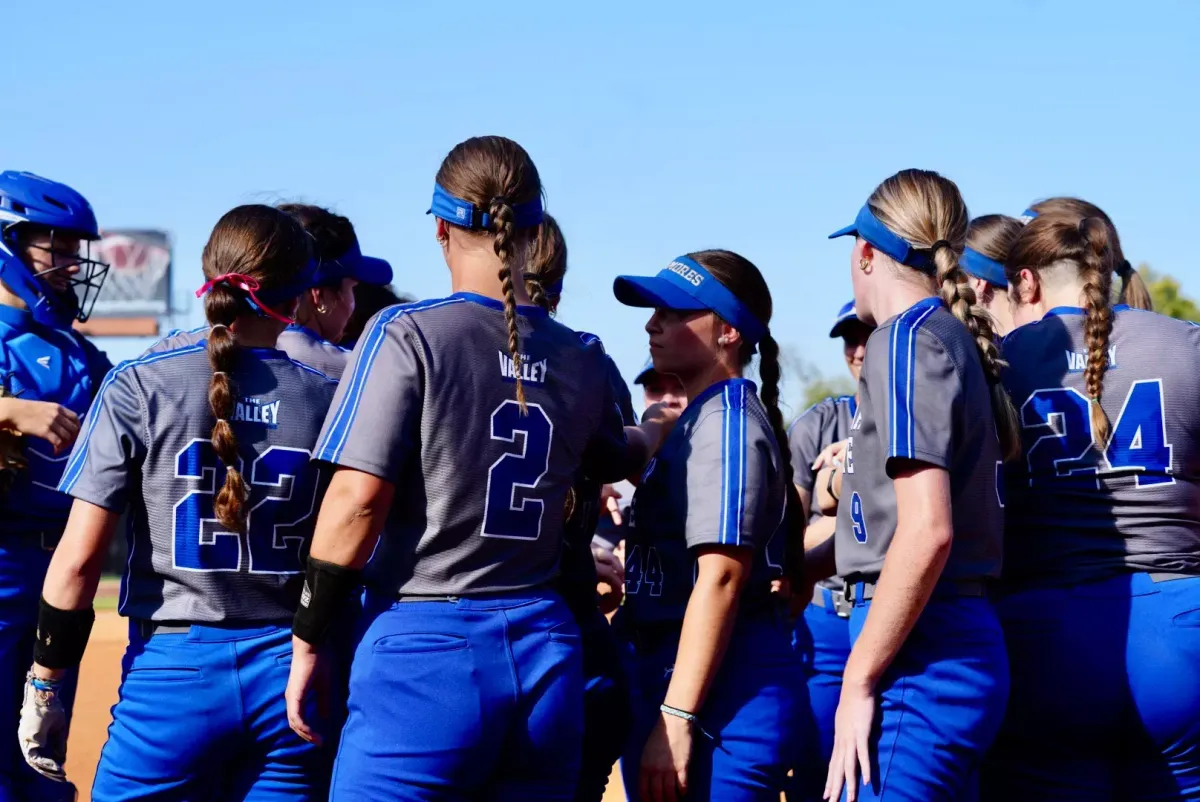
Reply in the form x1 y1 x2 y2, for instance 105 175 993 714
135 620 192 638
811 585 852 618
844 576 989 605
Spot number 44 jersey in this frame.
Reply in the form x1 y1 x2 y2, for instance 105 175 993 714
1000 305 1200 585
57 343 338 622
313 293 630 597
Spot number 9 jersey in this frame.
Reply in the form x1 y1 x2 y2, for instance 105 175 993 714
56 343 338 622
1000 305 1200 584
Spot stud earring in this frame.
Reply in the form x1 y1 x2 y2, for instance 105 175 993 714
316 304 328 315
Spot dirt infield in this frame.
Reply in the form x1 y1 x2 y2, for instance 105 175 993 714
66 611 630 801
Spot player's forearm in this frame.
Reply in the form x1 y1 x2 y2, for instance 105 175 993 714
842 520 951 691
41 501 117 612
803 514 836 551
663 550 747 714
814 466 842 516
308 468 393 569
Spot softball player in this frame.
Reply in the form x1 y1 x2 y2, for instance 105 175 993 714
786 300 872 802
19 204 338 801
960 215 1022 337
613 249 804 801
821 169 1019 802
148 203 393 379
283 135 675 801
524 210 636 802
981 210 1200 800
0 170 112 802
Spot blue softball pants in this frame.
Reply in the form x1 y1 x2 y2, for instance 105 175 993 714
789 593 852 802
621 614 804 801
91 622 331 802
840 591 1009 802
981 572 1200 801
0 534 77 802
329 589 585 802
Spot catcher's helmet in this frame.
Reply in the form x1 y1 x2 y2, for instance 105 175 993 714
0 171 110 328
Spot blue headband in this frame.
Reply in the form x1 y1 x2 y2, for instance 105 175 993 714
612 255 768 346
829 204 937 273
428 183 544 231
960 248 1008 288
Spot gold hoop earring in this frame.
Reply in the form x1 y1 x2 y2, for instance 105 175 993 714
858 258 871 273
316 304 328 315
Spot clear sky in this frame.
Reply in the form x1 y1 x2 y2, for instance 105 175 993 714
5 0 1197 416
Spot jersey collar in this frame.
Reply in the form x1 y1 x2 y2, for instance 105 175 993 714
1044 304 1131 318
684 377 758 416
451 291 548 318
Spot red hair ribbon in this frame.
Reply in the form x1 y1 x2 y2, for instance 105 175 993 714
195 273 294 325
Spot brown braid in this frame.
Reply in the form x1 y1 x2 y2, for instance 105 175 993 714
932 243 1022 461
1079 219 1115 445
490 198 526 411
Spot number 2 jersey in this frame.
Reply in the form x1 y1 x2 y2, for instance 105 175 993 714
313 292 630 598
57 343 338 622
1000 305 1200 585
625 378 787 625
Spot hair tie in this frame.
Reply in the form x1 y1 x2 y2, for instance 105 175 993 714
1115 259 1134 280
490 195 511 210
930 240 953 254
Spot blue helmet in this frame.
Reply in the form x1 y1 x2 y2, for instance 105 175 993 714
0 171 110 327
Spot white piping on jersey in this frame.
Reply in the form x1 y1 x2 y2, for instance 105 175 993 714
319 297 466 464
719 382 748 547
60 344 208 494
889 303 939 459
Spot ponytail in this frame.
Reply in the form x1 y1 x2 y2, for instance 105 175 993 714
1078 218 1115 446
933 243 1022 462
1116 261 1154 311
205 290 248 533
757 331 806 582
489 198 526 411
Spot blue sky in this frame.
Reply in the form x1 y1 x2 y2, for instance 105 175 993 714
4 0 1197 416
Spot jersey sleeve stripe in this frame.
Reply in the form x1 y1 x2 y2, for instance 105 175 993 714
316 297 463 464
888 304 939 460
59 345 206 494
718 383 748 546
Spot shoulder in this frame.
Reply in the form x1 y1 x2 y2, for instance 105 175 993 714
100 343 209 394
281 356 339 387
690 380 772 439
357 295 469 344
279 326 350 355
788 396 837 436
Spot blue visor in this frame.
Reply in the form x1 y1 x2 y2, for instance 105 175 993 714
312 239 393 287
613 256 768 345
1019 208 1039 224
427 183 544 231
634 356 655 385
255 257 320 305
829 299 864 338
829 204 936 273
960 248 1008 288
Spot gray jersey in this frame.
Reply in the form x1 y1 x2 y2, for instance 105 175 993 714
836 298 1004 580
789 394 856 589
313 292 629 597
58 344 338 622
1000 305 1200 584
625 378 787 624
146 324 350 380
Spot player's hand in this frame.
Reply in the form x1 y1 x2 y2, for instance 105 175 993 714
600 484 623 526
285 637 330 747
18 672 69 783
812 439 849 472
2 400 80 454
593 544 625 615
641 402 682 447
639 713 693 802
825 678 876 802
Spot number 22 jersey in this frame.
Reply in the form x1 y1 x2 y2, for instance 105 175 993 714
1000 305 1200 585
57 343 338 622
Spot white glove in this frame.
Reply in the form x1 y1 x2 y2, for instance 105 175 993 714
18 672 69 783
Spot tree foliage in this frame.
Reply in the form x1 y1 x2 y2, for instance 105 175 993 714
1141 265 1200 322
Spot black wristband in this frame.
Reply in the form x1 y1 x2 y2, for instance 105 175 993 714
33 597 96 670
826 466 840 503
292 556 362 647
